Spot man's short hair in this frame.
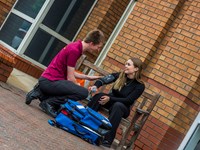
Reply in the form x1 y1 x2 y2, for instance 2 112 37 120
83 29 105 45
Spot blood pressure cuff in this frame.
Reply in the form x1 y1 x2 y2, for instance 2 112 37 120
95 74 115 87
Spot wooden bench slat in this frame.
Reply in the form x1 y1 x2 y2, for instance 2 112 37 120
82 60 109 76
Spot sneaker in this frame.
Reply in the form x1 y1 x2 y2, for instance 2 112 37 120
39 100 57 118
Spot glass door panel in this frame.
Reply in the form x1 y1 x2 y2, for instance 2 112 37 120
24 28 65 66
184 125 200 150
0 0 46 49
42 0 95 40
0 14 31 49
14 0 45 19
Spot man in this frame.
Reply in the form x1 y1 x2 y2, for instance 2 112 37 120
25 29 105 117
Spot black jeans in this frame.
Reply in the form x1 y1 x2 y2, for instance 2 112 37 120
38 77 88 106
88 93 130 145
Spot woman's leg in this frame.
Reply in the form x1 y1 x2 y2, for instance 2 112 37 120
104 102 130 146
87 93 105 111
87 93 113 111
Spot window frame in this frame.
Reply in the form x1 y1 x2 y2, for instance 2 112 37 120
178 112 200 150
0 0 97 68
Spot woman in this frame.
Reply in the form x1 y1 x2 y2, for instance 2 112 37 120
87 57 145 148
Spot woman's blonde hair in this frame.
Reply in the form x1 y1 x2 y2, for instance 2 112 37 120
113 57 144 90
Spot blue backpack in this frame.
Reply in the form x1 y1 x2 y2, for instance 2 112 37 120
48 100 112 145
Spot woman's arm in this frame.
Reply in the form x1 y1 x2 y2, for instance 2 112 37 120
94 72 119 88
110 84 145 106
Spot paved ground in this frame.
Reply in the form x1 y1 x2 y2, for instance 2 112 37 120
0 82 109 150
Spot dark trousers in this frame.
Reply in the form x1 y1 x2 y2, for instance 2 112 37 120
38 77 88 106
87 93 130 145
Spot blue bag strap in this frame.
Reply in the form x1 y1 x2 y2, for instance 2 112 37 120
72 124 87 135
67 100 87 116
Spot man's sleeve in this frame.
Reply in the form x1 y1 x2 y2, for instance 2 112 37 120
67 51 80 67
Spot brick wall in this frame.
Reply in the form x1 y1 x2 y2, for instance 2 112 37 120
14 54 44 78
0 45 43 79
0 46 14 82
0 0 15 25
100 0 200 149
76 0 129 62
146 0 200 106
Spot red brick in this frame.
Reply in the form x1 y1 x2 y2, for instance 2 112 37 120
0 74 7 82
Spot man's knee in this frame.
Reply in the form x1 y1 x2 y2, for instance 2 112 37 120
79 87 88 99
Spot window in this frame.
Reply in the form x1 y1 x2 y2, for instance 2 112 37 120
0 0 96 67
0 0 45 49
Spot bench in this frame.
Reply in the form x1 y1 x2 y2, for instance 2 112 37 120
76 55 160 149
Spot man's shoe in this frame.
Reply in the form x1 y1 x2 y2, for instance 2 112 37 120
25 89 36 105
39 101 46 111
46 102 58 118
25 83 42 105
39 101 57 118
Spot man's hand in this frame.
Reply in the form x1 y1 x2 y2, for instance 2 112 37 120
76 82 81 86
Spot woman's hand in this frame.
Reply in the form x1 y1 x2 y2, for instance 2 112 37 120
99 95 110 105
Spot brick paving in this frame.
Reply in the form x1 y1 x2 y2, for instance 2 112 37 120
0 82 108 150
